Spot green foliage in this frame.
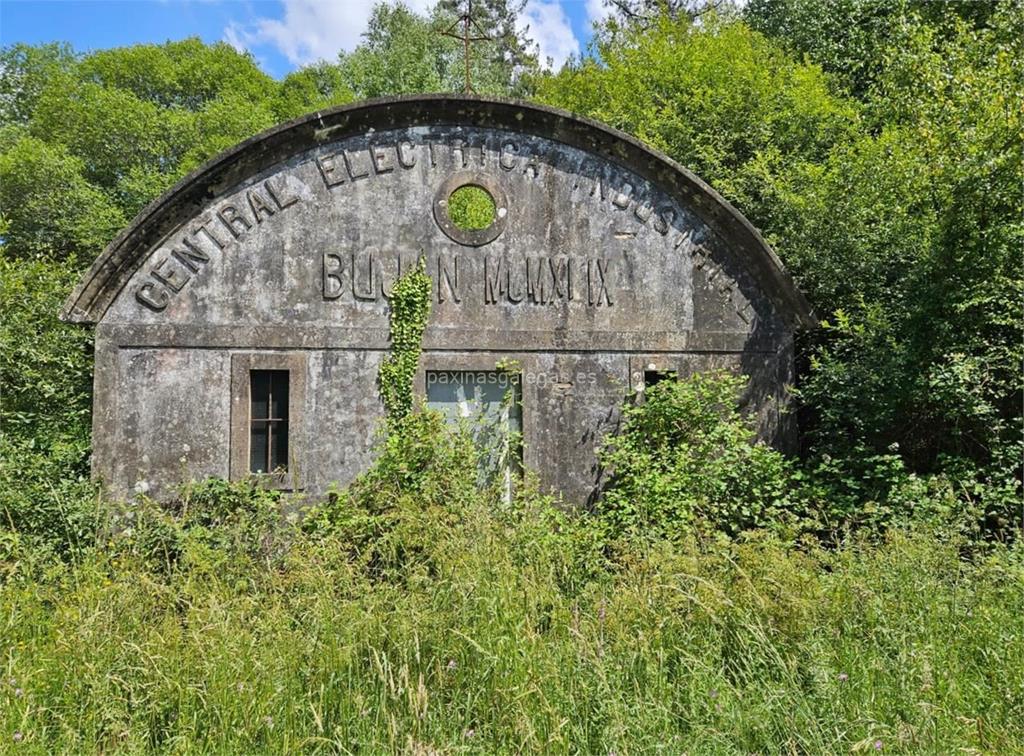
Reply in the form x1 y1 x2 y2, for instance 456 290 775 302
0 42 77 125
0 256 96 558
598 372 794 540
2 506 1022 751
0 136 125 260
447 184 495 230
336 1 540 99
304 407 482 586
537 15 859 217
378 259 433 423
745 0 1000 96
542 5 1022 538
1 0 1020 563
273 61 354 121
1 37 301 233
112 479 287 578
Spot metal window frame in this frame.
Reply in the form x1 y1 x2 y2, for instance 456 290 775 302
230 352 306 490
249 369 290 475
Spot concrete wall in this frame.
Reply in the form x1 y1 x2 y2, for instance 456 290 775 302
78 105 808 504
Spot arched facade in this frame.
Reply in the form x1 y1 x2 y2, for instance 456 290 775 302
62 96 815 502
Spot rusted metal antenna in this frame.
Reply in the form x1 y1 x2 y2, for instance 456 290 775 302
440 0 494 94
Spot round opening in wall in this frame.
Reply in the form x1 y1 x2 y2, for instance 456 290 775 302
448 185 496 231
433 171 509 246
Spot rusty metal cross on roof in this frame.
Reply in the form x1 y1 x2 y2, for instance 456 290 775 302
440 0 495 94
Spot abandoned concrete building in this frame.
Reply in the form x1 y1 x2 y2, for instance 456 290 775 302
60 96 816 503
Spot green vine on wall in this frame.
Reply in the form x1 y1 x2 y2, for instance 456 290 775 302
378 257 432 423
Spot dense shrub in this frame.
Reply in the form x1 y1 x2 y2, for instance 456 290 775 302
597 372 795 541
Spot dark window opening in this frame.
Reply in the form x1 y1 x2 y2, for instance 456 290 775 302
250 370 289 474
644 369 673 388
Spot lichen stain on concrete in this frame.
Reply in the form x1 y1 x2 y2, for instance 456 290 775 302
62 97 813 503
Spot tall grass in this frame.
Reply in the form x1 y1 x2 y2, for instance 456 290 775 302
2 492 1022 754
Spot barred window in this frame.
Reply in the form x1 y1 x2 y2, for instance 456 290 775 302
249 369 289 474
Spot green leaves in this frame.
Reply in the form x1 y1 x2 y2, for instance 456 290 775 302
378 258 433 424
597 372 795 541
544 4 1022 537
0 136 125 260
336 1 541 99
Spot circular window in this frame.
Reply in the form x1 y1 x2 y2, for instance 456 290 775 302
433 171 508 246
448 185 496 230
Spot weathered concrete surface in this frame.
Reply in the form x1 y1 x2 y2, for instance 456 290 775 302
63 96 814 503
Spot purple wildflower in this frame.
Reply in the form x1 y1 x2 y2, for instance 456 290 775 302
874 740 883 750
13 732 23 743
838 673 848 682
14 688 23 698
447 659 457 672
465 728 476 739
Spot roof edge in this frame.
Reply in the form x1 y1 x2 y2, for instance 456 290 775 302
60 94 816 329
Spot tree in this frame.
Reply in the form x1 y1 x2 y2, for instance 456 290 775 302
537 15 859 221
745 0 1002 97
540 4 1022 534
337 1 540 99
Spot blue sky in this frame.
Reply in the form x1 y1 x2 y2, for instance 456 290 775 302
0 0 605 79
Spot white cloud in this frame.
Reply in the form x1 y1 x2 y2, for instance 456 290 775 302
519 0 580 70
225 0 432 66
585 0 613 23
226 0 585 73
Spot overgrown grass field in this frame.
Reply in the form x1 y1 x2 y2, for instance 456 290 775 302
3 477 1022 753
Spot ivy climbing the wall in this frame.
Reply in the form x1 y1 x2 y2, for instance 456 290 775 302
378 257 432 423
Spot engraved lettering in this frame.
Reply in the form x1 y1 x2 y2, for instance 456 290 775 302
523 153 541 180
485 257 505 304
316 154 345 188
437 254 462 303
675 228 701 252
397 140 417 168
265 177 301 209
171 237 210 273
506 264 525 303
247 187 277 223
135 282 169 312
322 252 345 300
499 141 518 171
526 257 546 304
589 259 613 306
217 204 251 239
150 257 191 293
653 205 675 235
380 254 412 299
451 138 466 168
736 299 755 325
192 219 226 250
633 201 653 223
342 150 370 181
351 252 376 301
370 144 393 174
548 257 570 300
613 183 633 209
